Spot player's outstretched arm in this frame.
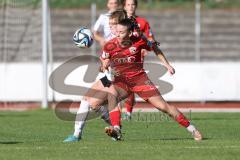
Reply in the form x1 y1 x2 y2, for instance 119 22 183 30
93 31 106 48
152 45 175 75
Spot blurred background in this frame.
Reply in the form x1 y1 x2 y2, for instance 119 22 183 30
0 0 239 110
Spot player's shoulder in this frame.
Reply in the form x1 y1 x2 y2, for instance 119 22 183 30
131 36 147 46
97 13 110 20
100 12 111 18
103 38 118 52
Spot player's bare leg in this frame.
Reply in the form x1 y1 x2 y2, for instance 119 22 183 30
105 85 129 140
67 75 128 142
121 93 135 121
147 95 203 141
81 79 111 124
105 84 202 141
64 80 112 142
83 80 107 107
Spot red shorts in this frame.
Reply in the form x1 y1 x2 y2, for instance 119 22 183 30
113 72 160 100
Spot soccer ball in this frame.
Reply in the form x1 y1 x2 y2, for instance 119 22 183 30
73 27 94 48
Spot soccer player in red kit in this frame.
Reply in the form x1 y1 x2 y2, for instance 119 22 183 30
123 0 155 41
117 0 157 120
102 18 203 141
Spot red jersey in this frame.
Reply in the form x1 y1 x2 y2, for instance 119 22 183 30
102 36 152 79
135 16 154 39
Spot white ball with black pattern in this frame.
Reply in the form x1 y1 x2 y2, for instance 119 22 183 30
73 27 94 48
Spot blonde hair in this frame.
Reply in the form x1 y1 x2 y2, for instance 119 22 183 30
110 9 127 23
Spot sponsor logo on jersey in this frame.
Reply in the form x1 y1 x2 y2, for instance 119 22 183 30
129 47 137 54
113 56 136 64
102 51 110 59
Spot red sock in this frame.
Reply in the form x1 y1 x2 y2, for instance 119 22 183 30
109 109 121 127
175 113 190 128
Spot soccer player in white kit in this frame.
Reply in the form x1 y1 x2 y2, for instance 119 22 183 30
93 0 120 47
63 2 126 142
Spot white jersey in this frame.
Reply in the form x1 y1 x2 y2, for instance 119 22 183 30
93 12 111 39
93 12 116 81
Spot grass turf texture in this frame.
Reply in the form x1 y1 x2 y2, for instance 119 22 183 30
0 110 240 160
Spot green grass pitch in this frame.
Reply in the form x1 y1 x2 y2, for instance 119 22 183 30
0 110 240 160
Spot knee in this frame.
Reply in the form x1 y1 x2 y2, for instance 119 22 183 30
88 100 100 109
82 97 98 109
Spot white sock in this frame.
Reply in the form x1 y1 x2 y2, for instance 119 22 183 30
73 100 90 138
186 124 196 133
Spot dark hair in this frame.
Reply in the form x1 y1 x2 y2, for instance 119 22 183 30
110 9 127 23
122 0 138 7
118 18 134 32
